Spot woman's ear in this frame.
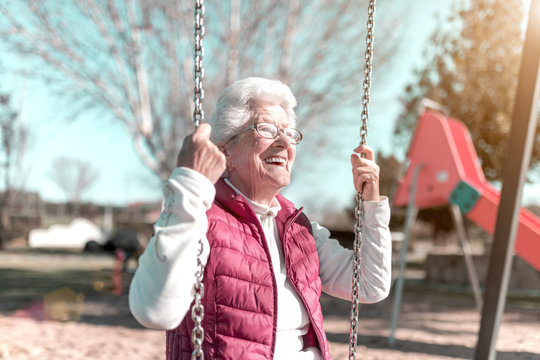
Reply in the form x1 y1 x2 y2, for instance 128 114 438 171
218 145 229 157
218 145 233 176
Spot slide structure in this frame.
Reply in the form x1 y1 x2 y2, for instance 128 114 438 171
393 111 540 271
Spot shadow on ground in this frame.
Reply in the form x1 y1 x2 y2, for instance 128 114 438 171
326 332 540 359
0 249 143 329
2 248 540 359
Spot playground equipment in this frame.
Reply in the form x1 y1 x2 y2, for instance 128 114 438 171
393 111 540 271
389 109 540 345
390 3 540 356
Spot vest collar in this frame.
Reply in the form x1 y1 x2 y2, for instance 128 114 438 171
214 178 301 222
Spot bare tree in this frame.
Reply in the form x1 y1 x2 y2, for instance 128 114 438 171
0 90 28 248
0 0 402 181
49 156 99 204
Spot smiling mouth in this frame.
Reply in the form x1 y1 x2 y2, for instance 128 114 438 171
264 156 287 166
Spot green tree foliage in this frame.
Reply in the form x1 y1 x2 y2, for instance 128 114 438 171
394 0 540 182
377 151 401 200
376 152 406 229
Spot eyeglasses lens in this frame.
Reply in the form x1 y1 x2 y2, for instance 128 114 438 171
257 124 277 138
255 123 301 144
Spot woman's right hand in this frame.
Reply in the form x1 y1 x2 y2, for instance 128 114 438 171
176 123 226 184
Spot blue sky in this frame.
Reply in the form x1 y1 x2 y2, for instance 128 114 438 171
2 0 539 215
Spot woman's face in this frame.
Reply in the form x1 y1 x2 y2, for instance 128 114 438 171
223 102 296 205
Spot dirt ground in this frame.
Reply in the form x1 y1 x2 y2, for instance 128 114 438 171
1 248 539 360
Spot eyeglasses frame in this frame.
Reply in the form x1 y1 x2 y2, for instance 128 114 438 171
236 122 303 144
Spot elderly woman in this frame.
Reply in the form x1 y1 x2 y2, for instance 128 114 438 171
129 77 392 360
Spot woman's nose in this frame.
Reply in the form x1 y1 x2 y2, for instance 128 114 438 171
274 131 292 148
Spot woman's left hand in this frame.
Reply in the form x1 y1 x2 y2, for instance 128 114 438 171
350 144 380 201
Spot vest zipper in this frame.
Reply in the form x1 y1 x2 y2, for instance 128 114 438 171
282 209 328 359
241 197 279 359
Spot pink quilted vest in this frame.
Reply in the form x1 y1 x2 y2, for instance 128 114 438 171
165 178 332 360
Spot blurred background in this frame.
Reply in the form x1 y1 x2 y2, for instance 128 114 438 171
1 0 539 359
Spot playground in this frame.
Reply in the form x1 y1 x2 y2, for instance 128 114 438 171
1 247 539 360
3 55 540 360
0 1 539 359
3 101 540 360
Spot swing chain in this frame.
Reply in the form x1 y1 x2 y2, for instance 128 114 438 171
191 1 206 359
349 191 365 359
191 239 205 360
349 1 376 359
193 0 205 127
360 0 375 146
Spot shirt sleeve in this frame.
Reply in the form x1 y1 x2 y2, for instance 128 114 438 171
314 196 392 303
128 167 215 330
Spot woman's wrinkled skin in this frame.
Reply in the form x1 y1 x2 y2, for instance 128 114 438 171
177 101 381 206
220 102 295 206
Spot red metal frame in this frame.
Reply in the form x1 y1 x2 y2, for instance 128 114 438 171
393 111 540 271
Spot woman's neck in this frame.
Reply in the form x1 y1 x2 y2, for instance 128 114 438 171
224 177 279 207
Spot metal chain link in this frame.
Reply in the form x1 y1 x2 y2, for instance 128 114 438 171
191 239 205 360
359 0 375 147
349 1 376 359
193 0 205 127
191 0 205 359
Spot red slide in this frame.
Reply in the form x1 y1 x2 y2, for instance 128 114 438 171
393 111 540 271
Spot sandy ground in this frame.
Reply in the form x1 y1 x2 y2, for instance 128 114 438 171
1 248 539 360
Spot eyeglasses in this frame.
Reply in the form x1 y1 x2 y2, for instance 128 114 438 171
237 122 303 144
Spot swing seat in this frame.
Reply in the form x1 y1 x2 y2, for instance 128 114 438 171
393 111 540 272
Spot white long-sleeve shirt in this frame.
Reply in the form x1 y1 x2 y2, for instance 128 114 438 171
129 167 392 359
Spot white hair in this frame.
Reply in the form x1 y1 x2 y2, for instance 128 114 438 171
208 77 297 145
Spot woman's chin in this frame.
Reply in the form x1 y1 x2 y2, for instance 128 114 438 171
271 175 291 189
264 167 290 183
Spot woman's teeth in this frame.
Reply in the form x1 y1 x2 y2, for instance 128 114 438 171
264 157 286 165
